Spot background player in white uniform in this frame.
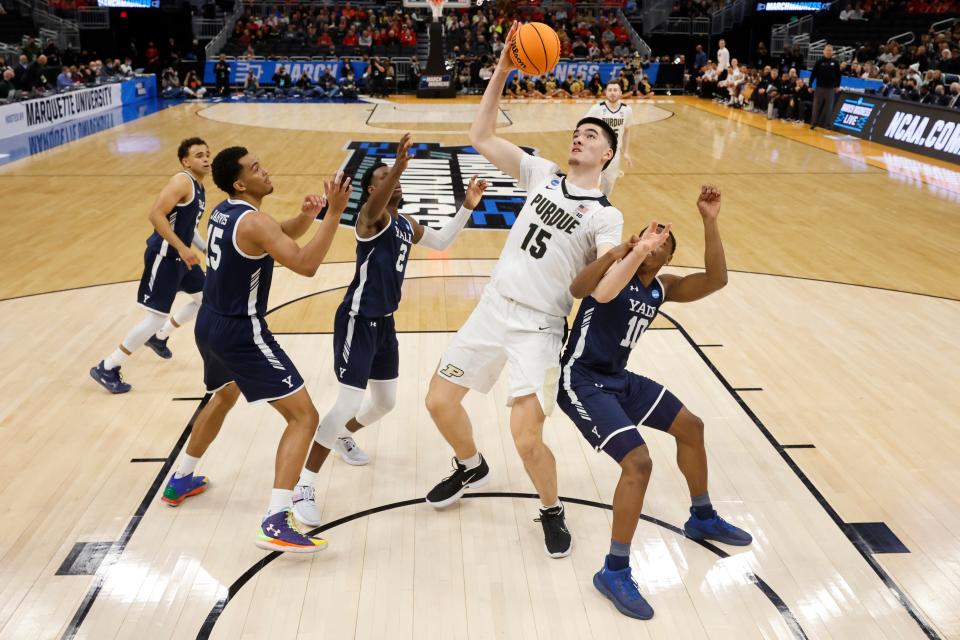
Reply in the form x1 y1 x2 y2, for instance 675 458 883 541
585 81 634 197
423 21 666 559
90 138 210 394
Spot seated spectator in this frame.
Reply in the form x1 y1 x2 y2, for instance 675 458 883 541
358 29 372 49
318 69 341 98
56 65 75 91
182 69 206 98
339 66 358 98
0 69 15 102
161 67 182 98
272 65 292 96
242 72 265 98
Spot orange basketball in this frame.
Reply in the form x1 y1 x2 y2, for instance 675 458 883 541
509 22 561 77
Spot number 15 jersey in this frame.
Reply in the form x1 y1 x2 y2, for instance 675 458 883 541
489 154 623 318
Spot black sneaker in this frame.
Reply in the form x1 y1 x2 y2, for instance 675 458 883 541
535 505 572 558
145 335 173 359
425 455 490 508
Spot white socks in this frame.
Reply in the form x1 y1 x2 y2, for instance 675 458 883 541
267 488 294 516
458 452 481 470
297 468 317 488
175 454 200 479
103 348 128 370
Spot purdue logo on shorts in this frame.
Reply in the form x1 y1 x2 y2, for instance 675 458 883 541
439 364 465 378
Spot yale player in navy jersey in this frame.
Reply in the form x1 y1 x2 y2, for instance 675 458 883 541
559 186 752 619
90 138 210 393
162 147 352 554
291 133 489 527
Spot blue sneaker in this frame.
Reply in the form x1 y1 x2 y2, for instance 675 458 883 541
593 562 654 620
683 508 753 546
162 472 208 506
145 335 173 359
256 509 328 554
89 361 132 394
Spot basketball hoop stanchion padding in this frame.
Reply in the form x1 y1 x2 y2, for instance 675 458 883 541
418 0 457 97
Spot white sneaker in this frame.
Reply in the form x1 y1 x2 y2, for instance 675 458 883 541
292 484 322 527
334 436 370 466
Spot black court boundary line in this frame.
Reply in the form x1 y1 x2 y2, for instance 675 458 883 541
60 395 210 640
196 492 807 640
658 310 942 640
3 259 958 305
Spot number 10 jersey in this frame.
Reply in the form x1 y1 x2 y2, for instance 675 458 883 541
489 154 623 318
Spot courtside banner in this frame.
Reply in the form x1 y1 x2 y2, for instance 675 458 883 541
0 77 155 141
831 91 960 164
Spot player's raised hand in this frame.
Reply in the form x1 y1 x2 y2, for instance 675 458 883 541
323 171 352 213
178 246 202 268
633 221 672 255
498 21 519 72
394 133 414 172
301 193 325 218
697 185 721 220
609 234 640 261
463 175 489 209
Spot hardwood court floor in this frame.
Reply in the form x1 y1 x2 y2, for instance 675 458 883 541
0 96 957 639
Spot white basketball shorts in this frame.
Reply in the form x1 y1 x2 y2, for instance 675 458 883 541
436 286 564 415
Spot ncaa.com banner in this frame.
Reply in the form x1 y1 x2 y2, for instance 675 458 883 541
0 83 122 140
832 91 960 164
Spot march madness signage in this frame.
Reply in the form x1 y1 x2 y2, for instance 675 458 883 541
328 141 533 230
831 91 960 164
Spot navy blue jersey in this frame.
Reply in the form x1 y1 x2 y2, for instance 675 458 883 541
341 214 414 318
146 171 205 257
562 275 665 375
203 198 273 318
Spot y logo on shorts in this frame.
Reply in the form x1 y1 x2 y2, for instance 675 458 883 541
282 375 293 388
339 367 347 378
143 294 151 302
440 364 464 378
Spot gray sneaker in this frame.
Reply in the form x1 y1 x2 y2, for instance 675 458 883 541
334 436 369 466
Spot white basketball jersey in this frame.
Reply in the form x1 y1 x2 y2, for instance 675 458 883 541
585 101 633 158
489 154 623 318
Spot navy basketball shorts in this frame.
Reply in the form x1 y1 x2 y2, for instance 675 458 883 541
332 303 399 390
195 307 305 403
557 366 684 462
136 248 204 314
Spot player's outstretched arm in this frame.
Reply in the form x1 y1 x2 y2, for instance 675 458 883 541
661 186 728 303
279 189 330 240
358 133 413 236
413 175 488 249
148 172 201 267
469 21 526 181
569 237 637 299
239 173 352 277
588 222 672 303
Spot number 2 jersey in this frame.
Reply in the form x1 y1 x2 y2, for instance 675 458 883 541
562 274 665 376
341 213 414 318
489 154 623 318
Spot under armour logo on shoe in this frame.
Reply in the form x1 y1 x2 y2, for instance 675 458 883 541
266 524 281 536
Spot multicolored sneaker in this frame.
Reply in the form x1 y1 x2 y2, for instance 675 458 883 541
593 561 654 620
161 472 208 506
145 335 173 359
683 508 753 546
333 435 369 466
89 361 132 394
255 509 328 553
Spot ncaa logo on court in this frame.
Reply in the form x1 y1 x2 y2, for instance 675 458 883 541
332 141 537 230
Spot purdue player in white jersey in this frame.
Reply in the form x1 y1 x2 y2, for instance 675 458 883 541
423 21 670 559
584 81 634 196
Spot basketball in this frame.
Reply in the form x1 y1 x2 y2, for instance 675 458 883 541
509 22 561 77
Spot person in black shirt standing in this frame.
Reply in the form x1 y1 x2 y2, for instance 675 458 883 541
214 54 230 97
809 45 841 130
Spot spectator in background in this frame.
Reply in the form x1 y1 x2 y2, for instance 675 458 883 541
13 54 28 89
808 44 841 130
754 42 770 68
22 54 49 96
717 38 730 74
56 65 75 91
272 65 292 96
693 44 707 72
161 67 182 98
182 69 206 98
0 69 15 101
242 71 264 98
409 56 420 91
318 68 341 98
340 65 358 98
214 54 231 96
